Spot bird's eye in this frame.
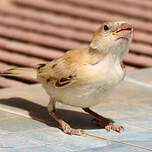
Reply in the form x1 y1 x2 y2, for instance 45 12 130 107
104 25 109 31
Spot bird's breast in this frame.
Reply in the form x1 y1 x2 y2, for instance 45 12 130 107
42 57 125 108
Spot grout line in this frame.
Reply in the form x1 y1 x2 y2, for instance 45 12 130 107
1 107 152 151
125 77 152 89
0 116 17 121
0 106 52 125
86 133 152 151
0 107 31 119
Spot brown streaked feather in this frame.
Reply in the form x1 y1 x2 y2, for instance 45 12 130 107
37 48 104 88
37 63 46 70
55 75 77 88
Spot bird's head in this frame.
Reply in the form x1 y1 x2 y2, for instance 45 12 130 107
89 21 133 60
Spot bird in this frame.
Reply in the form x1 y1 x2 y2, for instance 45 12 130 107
0 21 133 135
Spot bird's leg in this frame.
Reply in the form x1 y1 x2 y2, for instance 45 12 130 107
48 98 85 135
83 108 124 133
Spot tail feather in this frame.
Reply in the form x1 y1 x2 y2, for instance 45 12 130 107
0 68 37 79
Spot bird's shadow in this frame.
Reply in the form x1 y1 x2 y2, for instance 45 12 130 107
0 97 111 130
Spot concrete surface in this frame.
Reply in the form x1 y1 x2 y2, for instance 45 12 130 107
0 69 152 151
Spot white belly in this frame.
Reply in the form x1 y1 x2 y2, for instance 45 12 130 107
42 83 108 108
41 55 125 108
42 69 124 108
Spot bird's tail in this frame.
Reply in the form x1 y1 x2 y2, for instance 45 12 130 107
0 68 37 79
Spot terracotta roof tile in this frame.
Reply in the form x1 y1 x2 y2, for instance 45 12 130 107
0 0 151 87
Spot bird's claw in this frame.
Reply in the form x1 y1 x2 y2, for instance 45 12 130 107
105 123 124 133
92 118 124 133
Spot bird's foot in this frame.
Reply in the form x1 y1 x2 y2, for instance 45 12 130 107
92 118 124 133
59 121 85 136
105 123 124 133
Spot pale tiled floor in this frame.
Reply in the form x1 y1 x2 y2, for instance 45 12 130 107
0 69 152 151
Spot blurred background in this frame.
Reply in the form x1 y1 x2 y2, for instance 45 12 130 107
0 0 151 88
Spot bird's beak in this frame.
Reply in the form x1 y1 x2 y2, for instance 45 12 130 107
113 23 133 40
112 23 133 35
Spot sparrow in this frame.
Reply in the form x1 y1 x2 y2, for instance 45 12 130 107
0 21 133 135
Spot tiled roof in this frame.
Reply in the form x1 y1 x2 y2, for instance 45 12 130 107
0 0 152 87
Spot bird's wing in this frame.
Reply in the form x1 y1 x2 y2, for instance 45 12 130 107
37 48 104 88
37 49 90 88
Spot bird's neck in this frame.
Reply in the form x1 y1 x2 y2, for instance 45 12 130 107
88 47 122 65
87 47 105 65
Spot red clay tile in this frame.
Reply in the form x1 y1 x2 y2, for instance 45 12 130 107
0 0 151 87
